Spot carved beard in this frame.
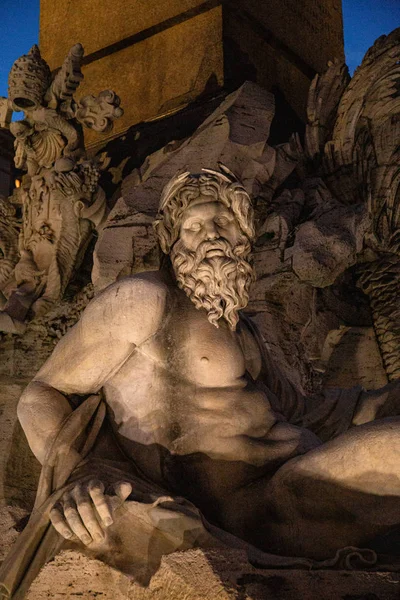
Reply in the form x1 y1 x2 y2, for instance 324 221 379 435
170 237 255 330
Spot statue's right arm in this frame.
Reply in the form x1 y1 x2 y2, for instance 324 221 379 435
17 275 167 464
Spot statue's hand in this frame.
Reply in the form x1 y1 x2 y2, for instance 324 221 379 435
49 479 132 545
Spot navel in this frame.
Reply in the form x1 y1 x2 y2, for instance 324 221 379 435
200 356 209 363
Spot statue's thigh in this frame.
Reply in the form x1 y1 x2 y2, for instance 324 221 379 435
280 417 400 492
237 418 400 557
267 417 400 530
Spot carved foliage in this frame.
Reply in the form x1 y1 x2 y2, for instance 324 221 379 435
0 197 21 290
75 90 124 133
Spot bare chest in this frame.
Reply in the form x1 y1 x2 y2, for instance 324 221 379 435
159 302 250 387
104 300 263 452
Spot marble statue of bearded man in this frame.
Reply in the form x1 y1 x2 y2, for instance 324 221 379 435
3 168 400 600
155 168 256 330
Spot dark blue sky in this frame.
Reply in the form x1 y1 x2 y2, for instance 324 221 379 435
343 0 399 73
0 1 398 98
0 0 39 100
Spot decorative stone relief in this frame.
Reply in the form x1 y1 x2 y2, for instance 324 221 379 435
0 98 12 129
0 44 123 333
1 28 400 600
299 28 400 381
0 197 21 305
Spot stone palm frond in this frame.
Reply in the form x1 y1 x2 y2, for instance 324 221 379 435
331 28 400 167
43 197 84 309
305 58 350 162
45 44 84 115
366 116 400 249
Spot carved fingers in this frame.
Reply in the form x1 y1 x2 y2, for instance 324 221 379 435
49 479 132 546
87 479 113 527
114 481 133 502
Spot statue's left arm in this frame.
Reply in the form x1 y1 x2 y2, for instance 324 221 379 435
253 316 400 438
351 380 400 425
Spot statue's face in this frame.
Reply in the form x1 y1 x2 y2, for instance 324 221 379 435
179 196 242 253
10 122 28 139
10 120 34 140
171 193 254 329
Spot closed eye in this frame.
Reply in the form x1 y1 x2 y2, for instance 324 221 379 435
187 221 202 232
215 217 230 226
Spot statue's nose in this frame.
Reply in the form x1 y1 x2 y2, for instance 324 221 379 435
205 221 218 240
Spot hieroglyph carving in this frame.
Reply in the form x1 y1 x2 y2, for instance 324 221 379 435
1 44 123 328
302 28 400 380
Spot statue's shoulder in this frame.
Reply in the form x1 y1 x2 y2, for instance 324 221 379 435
79 271 170 344
87 270 170 323
97 270 169 306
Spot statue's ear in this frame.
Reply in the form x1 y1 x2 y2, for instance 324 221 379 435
153 218 171 255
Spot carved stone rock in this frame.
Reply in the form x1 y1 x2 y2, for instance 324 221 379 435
0 98 12 129
93 82 285 291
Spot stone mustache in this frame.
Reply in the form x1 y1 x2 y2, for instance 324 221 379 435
0 44 123 333
3 168 400 599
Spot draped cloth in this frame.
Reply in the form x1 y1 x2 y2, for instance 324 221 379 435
0 323 375 600
241 315 363 441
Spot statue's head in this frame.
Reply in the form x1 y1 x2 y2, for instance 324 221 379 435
154 167 256 330
10 120 34 140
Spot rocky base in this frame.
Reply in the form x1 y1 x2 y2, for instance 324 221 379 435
26 548 400 600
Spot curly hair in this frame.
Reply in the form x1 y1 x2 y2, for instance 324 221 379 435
153 168 255 254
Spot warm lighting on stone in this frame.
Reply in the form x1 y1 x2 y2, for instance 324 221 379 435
1 19 400 600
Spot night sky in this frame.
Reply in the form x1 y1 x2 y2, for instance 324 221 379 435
0 0 398 99
343 0 399 73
